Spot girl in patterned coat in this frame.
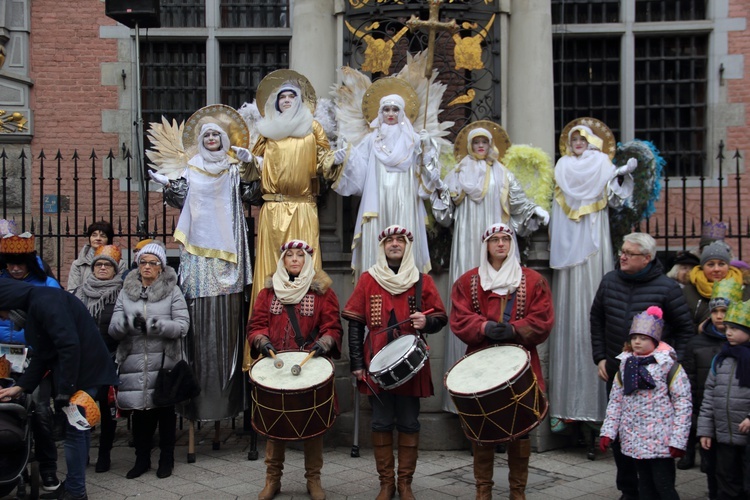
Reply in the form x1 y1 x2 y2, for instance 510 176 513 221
599 306 692 499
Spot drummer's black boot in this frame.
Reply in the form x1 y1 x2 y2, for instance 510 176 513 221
472 442 495 499
396 432 418 500
304 435 326 500
507 438 531 500
259 439 285 500
373 431 395 500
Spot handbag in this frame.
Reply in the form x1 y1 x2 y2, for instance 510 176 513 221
152 351 201 407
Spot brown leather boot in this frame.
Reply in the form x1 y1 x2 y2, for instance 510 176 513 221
304 436 326 500
258 439 285 500
396 432 419 500
372 431 395 500
507 439 531 500
472 442 495 499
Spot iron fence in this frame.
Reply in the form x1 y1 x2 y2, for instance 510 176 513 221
0 142 746 283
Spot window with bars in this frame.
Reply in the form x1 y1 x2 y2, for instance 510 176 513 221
160 0 206 28
635 0 707 22
551 0 620 25
553 37 621 148
634 35 708 177
552 2 711 176
140 42 207 126
220 0 289 28
220 42 290 108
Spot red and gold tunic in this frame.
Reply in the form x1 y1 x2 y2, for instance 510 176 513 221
247 272 343 358
342 272 447 397
449 267 554 391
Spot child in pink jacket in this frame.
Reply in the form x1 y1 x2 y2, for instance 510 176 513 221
600 306 692 499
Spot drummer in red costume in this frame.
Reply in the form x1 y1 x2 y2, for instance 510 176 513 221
450 223 554 500
247 239 342 500
343 224 447 500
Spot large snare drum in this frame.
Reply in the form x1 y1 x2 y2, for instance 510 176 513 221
249 351 336 441
368 334 428 390
444 345 548 444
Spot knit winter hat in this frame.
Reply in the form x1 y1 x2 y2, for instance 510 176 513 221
629 306 664 346
136 242 167 268
700 241 732 267
709 278 743 311
134 239 155 252
673 250 699 268
725 299 750 333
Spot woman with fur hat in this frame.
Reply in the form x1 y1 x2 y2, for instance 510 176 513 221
683 241 749 331
600 306 692 499
246 240 342 500
108 242 190 480
67 220 125 292
74 244 123 473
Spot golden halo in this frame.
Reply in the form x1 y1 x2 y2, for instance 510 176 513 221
559 117 616 160
255 69 316 117
362 77 420 124
183 105 250 159
454 120 511 163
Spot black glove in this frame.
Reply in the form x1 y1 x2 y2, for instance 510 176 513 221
133 313 147 334
484 321 514 342
311 341 327 357
53 393 71 409
260 342 276 358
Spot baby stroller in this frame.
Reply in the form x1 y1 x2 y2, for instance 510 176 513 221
0 378 38 500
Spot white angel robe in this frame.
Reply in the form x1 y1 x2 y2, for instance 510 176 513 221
334 130 433 275
439 159 541 412
547 149 633 423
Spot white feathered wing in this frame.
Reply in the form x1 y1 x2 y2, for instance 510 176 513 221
145 117 188 180
330 66 372 147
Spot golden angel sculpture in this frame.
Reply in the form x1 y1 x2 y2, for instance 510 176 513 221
145 104 252 427
331 51 454 275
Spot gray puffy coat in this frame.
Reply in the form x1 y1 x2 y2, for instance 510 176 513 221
108 266 189 410
696 353 750 446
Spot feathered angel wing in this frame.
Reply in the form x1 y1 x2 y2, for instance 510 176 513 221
501 145 555 213
331 66 372 147
609 140 665 249
237 101 262 149
396 51 454 153
145 117 188 180
314 97 339 144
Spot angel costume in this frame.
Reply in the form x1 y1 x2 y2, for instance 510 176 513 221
439 127 542 412
334 94 439 275
250 83 337 309
165 122 252 421
547 125 633 423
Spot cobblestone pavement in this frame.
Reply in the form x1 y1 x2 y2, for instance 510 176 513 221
11 424 710 499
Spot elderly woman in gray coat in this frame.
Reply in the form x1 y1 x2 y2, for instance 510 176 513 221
108 242 189 480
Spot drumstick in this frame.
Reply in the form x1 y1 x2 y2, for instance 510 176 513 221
268 350 284 369
290 350 316 376
369 308 435 336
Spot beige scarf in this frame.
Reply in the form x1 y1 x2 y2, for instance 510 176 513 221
272 249 315 305
368 235 420 295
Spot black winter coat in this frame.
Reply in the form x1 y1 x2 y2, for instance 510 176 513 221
683 327 725 416
0 280 118 396
590 259 694 379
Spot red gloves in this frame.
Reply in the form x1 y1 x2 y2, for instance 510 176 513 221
599 436 611 453
669 447 685 458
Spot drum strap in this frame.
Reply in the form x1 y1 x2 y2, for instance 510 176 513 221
284 304 318 349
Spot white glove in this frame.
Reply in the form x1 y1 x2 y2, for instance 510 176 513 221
615 157 638 176
418 129 430 142
231 146 253 163
333 148 347 165
534 206 550 226
148 170 169 186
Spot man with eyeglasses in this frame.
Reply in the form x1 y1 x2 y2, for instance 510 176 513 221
590 231 693 500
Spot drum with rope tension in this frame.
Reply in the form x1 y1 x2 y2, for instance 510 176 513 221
249 351 336 441
444 344 548 444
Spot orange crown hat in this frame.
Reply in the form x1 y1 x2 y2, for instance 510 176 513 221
92 245 122 268
0 232 34 254
134 238 155 252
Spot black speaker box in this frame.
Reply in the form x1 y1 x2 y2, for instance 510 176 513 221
105 0 161 29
